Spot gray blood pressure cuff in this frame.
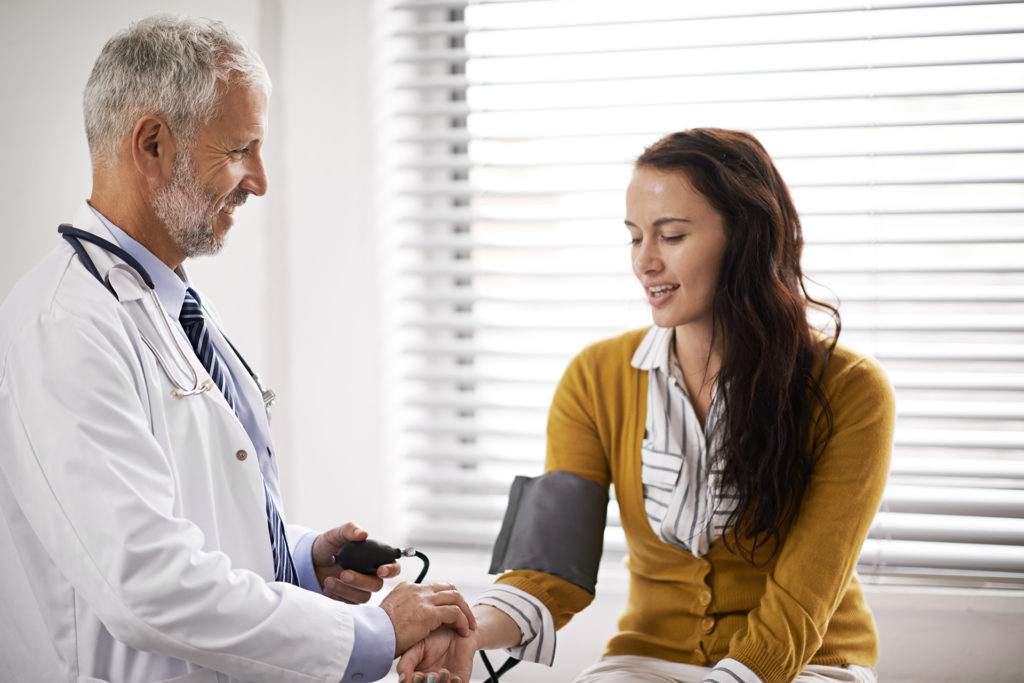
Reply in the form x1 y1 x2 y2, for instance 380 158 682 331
488 470 608 594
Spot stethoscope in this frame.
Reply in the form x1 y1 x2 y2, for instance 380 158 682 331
57 225 276 409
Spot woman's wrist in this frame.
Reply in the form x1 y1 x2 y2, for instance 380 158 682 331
472 603 524 651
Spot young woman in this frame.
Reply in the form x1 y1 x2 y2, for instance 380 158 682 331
399 128 895 683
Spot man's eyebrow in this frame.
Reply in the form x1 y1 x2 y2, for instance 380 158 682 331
228 135 262 148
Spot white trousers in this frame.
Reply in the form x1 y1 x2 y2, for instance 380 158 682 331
573 655 878 683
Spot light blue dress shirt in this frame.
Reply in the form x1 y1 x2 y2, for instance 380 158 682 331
89 205 394 682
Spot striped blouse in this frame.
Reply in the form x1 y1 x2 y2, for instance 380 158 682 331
633 325 737 556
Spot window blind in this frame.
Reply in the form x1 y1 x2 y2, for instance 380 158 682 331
377 0 1024 587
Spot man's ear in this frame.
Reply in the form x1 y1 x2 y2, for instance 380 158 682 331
130 114 175 179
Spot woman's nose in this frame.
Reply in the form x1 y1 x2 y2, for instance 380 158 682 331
633 240 661 273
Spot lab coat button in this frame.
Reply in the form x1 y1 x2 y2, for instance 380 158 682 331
352 675 363 681
236 450 248 461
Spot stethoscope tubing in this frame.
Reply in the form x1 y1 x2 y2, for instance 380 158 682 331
57 224 267 403
59 225 154 288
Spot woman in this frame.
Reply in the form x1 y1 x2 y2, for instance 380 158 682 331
399 129 895 683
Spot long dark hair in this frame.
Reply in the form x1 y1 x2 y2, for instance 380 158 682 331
635 128 839 563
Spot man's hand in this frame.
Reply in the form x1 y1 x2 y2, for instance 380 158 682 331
396 627 478 683
311 523 400 603
380 582 477 657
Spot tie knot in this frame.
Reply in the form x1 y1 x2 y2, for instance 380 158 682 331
180 288 204 325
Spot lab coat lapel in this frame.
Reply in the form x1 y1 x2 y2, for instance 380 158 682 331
67 207 203 389
194 300 282 501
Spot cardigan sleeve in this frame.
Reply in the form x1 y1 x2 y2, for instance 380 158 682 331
727 352 895 683
543 342 616 488
494 342 617 628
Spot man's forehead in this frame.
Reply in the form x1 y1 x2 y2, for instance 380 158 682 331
202 81 269 139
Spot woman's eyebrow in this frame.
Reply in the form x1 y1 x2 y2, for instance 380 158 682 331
625 217 692 228
652 217 691 227
618 216 692 227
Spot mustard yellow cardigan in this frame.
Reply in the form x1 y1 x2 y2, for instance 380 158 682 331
495 328 895 683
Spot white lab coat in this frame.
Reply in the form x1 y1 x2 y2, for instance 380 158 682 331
0 209 356 682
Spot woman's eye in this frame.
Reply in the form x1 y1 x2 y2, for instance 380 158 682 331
662 234 685 243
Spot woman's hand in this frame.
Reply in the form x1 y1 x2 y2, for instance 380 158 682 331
396 626 479 683
397 603 525 683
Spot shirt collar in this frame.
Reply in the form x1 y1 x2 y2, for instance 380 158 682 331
88 203 190 319
630 325 673 372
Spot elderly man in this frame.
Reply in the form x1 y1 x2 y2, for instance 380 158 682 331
0 15 471 683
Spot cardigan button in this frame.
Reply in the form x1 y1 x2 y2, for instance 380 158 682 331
701 616 716 633
698 590 712 606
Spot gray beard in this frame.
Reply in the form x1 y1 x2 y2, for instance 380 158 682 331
152 153 222 258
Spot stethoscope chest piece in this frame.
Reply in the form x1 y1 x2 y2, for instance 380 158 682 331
253 375 276 409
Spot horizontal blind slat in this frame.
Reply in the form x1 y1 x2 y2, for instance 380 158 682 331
384 0 1024 584
859 539 1024 573
870 512 1024 545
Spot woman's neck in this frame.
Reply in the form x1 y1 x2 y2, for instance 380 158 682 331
672 324 723 428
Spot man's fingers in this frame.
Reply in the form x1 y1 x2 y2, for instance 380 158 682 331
384 581 478 653
323 576 375 604
341 569 385 593
340 522 369 543
428 582 456 591
432 605 472 636
423 584 477 632
377 561 401 579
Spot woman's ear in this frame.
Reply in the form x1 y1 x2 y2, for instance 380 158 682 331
130 114 175 179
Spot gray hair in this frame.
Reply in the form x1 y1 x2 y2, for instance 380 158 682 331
83 15 271 168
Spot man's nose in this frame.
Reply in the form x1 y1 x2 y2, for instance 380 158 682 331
243 152 268 197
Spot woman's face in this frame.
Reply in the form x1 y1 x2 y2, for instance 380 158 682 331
625 166 729 332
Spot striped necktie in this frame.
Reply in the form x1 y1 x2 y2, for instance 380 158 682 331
179 287 299 585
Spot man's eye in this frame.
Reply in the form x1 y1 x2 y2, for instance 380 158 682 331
231 147 249 156
628 237 641 246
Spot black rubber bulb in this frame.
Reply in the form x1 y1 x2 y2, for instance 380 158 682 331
331 539 401 574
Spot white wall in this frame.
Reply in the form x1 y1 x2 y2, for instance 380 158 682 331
0 0 265 333
0 0 391 538
272 0 395 541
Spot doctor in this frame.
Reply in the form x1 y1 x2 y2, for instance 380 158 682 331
0 15 473 683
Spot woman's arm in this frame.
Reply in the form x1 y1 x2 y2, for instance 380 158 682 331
726 352 896 682
397 338 632 682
